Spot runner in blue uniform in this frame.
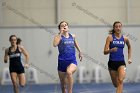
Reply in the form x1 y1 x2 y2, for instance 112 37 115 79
53 21 82 93
104 21 132 93
4 35 29 93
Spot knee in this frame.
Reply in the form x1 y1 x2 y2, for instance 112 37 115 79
12 82 18 87
118 78 123 85
19 82 26 87
61 83 67 89
20 84 25 87
66 70 72 77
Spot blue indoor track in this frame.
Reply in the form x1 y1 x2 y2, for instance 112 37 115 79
0 83 140 93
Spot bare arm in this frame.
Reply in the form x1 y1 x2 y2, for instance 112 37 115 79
20 46 29 67
125 37 132 64
73 34 82 61
53 29 64 47
53 34 62 47
103 35 117 55
4 48 9 63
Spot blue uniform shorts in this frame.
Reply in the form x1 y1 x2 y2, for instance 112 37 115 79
58 60 77 72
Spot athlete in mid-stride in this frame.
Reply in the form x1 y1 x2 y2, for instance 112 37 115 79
104 21 132 93
53 21 82 93
4 35 29 93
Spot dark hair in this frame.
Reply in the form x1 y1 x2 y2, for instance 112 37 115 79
109 21 122 34
58 21 69 29
9 35 17 41
17 38 22 45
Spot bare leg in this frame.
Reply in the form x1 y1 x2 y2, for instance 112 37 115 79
10 72 19 93
66 63 77 93
109 70 118 87
58 71 67 93
18 73 26 87
116 66 126 93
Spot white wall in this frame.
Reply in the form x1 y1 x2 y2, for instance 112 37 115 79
0 0 140 26
0 25 139 84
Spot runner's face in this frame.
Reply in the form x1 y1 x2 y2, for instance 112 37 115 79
114 23 122 34
60 22 69 32
10 36 17 46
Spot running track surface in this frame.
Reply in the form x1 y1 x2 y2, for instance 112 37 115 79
0 83 140 93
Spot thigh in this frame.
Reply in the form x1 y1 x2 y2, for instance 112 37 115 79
58 71 67 84
67 63 77 74
10 72 18 84
18 73 26 85
109 70 118 84
118 66 126 80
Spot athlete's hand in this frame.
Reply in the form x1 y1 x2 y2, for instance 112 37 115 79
24 63 29 69
110 47 118 52
59 28 64 35
79 52 82 61
128 59 132 64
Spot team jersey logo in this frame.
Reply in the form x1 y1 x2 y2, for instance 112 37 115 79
64 40 74 45
9 53 20 58
113 41 124 45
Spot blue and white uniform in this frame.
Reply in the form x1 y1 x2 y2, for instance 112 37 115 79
108 34 126 71
58 33 77 72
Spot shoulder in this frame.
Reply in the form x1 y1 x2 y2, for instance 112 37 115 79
5 48 9 52
123 36 129 42
70 33 76 38
108 34 113 38
5 47 10 54
18 45 25 52
106 34 113 41
18 45 24 48
54 33 59 37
